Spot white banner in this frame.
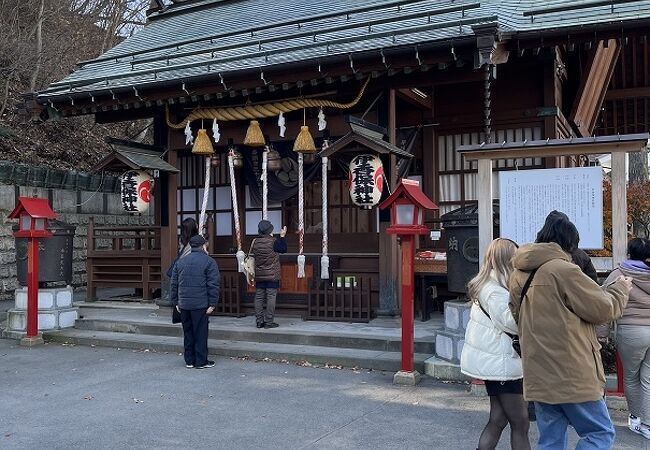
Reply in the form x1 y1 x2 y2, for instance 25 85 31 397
499 167 603 249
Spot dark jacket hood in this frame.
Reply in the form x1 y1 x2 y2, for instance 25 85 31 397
512 243 570 271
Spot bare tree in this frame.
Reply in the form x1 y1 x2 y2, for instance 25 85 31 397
29 0 46 92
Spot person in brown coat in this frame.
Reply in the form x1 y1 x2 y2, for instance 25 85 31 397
251 220 287 329
509 214 632 450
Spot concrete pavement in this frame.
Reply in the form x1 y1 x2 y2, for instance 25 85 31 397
0 339 646 450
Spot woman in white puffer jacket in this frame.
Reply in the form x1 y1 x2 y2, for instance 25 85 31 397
460 238 530 450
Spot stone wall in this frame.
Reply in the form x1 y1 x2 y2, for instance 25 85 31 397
0 183 153 300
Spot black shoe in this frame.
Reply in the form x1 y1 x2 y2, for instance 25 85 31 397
195 360 215 369
264 322 279 329
256 322 265 329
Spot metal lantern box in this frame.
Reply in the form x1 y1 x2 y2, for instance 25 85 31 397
8 197 57 238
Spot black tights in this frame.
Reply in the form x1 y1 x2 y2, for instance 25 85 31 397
477 393 531 450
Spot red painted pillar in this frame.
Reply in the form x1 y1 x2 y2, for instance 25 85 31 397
400 234 415 372
616 352 625 394
26 238 39 338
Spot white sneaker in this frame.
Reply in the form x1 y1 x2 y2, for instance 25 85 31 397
640 423 650 440
629 415 641 435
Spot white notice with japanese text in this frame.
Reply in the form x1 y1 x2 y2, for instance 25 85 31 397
499 167 603 249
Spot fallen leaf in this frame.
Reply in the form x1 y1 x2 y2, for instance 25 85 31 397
83 395 94 400
132 398 144 404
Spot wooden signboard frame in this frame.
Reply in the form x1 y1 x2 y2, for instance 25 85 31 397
458 134 650 267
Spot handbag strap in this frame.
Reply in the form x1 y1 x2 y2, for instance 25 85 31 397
247 238 256 256
477 300 518 341
520 268 539 304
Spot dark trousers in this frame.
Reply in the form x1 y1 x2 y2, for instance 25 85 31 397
180 308 209 366
254 288 277 323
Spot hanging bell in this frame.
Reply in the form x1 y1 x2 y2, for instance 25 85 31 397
231 149 244 169
192 129 215 156
267 148 282 171
293 125 316 154
244 120 266 147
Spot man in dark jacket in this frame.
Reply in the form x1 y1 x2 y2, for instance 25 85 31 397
171 235 220 369
252 220 287 329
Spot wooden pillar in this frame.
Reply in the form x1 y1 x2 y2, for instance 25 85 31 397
389 89 401 311
378 89 401 314
161 149 178 284
153 114 167 227
477 159 494 265
611 151 627 266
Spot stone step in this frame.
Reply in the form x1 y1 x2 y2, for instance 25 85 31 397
424 356 470 382
43 329 431 373
73 318 436 354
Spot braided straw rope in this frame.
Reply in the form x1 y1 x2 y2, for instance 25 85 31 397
297 152 305 279
166 78 370 129
198 157 211 233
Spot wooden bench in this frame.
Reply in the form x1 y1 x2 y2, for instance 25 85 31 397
86 218 162 301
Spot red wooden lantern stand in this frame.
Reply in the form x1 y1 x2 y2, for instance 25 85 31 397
8 197 57 346
380 180 438 385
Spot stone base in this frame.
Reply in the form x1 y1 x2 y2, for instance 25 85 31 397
2 329 26 340
7 307 78 332
7 285 78 336
434 329 465 364
605 395 628 411
443 300 471 333
424 356 471 382
20 334 44 347
15 286 73 310
393 370 422 386
469 380 488 397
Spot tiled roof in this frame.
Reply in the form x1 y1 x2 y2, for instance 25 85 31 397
39 0 650 100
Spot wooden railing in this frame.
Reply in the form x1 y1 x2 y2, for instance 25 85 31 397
215 270 244 316
306 270 375 323
86 218 162 301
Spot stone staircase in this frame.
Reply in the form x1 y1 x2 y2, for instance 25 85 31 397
42 308 439 373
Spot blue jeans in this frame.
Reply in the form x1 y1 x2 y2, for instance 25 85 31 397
535 400 615 450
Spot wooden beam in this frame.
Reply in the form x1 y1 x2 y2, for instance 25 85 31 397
611 151 627 266
477 159 493 265
462 141 642 161
570 39 621 137
605 86 650 101
396 88 432 110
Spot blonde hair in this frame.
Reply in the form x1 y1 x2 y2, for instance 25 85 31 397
466 238 518 303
